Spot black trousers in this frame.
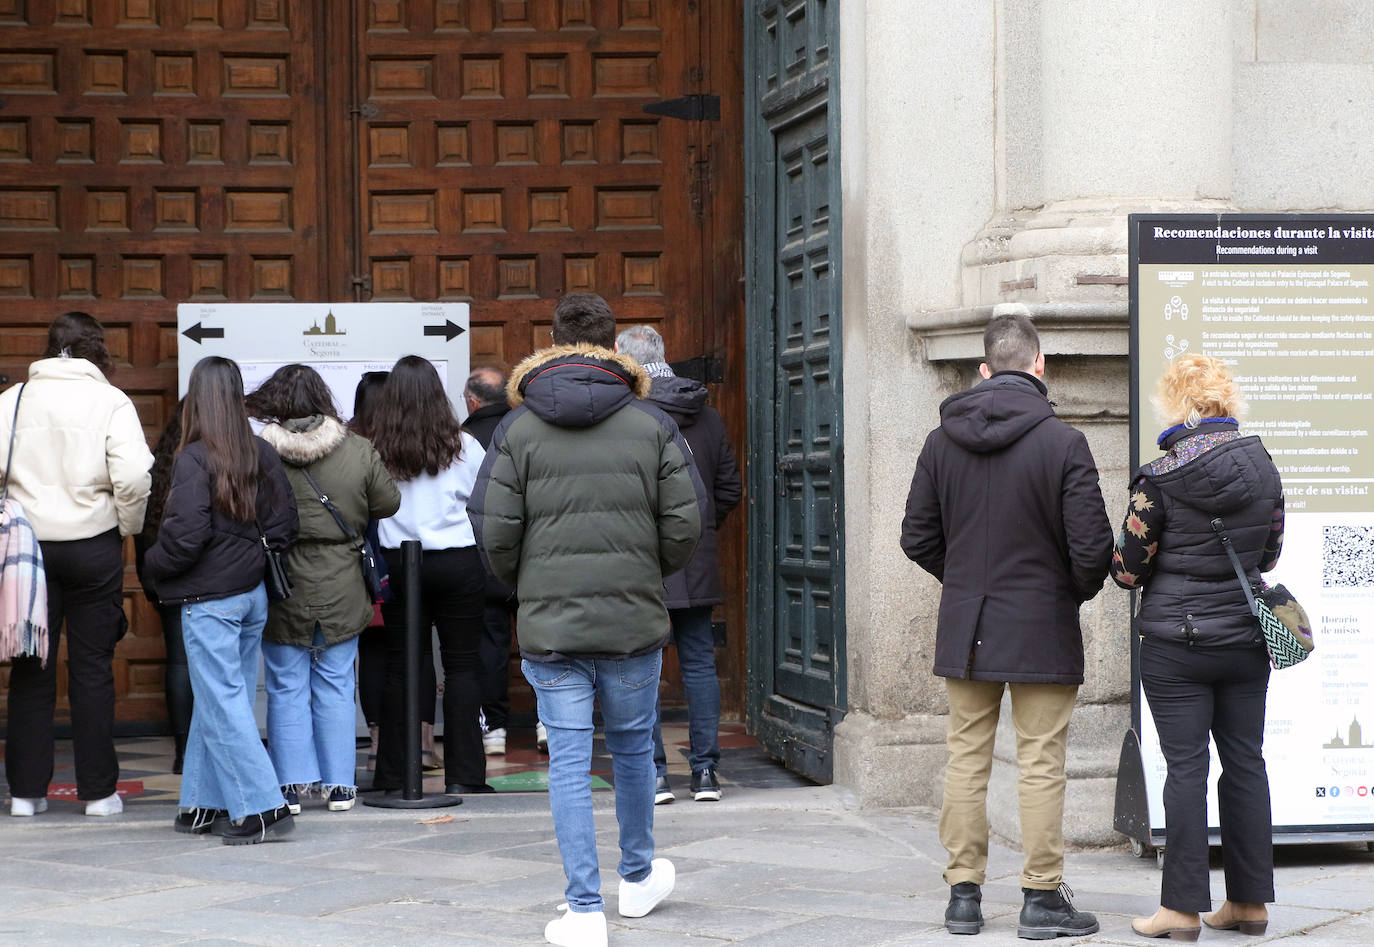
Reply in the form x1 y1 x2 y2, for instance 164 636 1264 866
375 545 486 789
477 595 517 732
358 623 435 726
5 529 125 800
1141 637 1275 912
158 604 193 746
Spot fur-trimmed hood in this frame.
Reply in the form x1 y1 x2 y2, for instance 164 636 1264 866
259 415 348 466
507 344 650 430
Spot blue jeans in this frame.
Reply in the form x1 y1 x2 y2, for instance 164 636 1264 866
179 585 286 820
262 625 360 791
522 652 661 913
651 606 721 777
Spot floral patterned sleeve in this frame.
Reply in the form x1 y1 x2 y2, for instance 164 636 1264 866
1110 476 1165 590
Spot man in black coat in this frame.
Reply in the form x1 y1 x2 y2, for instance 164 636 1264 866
901 313 1112 940
617 326 742 805
462 367 523 755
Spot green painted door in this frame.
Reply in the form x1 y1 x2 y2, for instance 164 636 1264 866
744 0 845 783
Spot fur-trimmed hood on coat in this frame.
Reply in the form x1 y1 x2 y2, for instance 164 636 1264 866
259 415 348 466
506 344 651 429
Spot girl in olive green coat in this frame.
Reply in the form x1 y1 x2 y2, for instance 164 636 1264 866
247 365 400 811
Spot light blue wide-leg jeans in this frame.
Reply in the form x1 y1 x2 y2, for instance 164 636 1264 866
523 652 660 913
263 625 360 791
179 585 285 821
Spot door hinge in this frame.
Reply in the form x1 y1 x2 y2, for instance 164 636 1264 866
643 94 721 122
350 273 372 294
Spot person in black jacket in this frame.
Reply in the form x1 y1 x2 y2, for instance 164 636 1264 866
1112 354 1283 940
143 356 299 844
901 313 1112 939
462 366 525 756
616 326 742 804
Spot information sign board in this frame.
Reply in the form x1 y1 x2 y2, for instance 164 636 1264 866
175 302 470 419
1127 214 1374 842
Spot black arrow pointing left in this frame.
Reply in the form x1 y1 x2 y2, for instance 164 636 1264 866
423 319 466 342
182 322 225 345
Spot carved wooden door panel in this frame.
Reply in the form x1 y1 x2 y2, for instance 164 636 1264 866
350 0 708 369
0 1 330 725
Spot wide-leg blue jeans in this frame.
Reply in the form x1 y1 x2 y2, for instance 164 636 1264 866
179 585 286 821
263 624 360 791
522 652 661 913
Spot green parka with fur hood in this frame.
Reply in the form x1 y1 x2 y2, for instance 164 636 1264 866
470 344 705 659
260 415 400 647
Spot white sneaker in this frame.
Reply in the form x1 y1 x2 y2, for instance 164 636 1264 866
544 903 607 947
617 858 675 918
85 792 123 816
483 727 507 755
10 797 48 817
536 721 548 752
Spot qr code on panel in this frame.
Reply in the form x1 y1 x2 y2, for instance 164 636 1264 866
1322 525 1374 588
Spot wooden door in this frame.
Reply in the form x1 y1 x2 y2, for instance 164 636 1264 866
349 0 708 367
744 0 844 782
1 0 744 732
0 0 332 726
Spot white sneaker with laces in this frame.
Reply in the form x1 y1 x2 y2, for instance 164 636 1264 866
536 721 548 752
10 796 48 817
544 903 607 947
85 792 123 816
618 857 675 918
483 726 507 755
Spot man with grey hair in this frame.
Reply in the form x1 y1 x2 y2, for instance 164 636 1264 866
900 312 1112 939
615 325 742 805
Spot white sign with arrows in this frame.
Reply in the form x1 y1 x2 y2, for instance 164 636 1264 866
176 302 471 420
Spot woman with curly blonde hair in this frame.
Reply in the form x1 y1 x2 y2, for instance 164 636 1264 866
1112 353 1284 940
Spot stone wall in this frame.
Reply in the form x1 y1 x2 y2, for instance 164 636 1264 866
833 0 1374 850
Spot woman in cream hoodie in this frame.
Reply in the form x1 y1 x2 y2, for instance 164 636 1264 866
0 311 153 817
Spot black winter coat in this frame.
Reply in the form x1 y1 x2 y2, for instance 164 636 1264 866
901 371 1113 684
463 401 509 450
646 375 742 608
1129 429 1283 648
143 437 299 605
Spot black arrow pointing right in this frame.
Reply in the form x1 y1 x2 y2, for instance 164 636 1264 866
423 319 466 342
182 322 225 345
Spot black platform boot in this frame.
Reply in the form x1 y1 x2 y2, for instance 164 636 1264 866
1017 884 1099 939
945 881 984 934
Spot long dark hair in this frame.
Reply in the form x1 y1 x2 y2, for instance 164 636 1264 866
370 356 463 481
180 356 259 522
245 363 339 423
348 371 389 439
45 310 115 377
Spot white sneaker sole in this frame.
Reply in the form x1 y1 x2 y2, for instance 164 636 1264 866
654 792 676 805
693 789 721 802
327 798 355 812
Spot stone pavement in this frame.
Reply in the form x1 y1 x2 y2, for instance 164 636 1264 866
2 737 1373 945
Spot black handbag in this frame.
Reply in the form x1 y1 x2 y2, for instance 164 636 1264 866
300 467 388 603
1211 517 1314 669
259 524 293 604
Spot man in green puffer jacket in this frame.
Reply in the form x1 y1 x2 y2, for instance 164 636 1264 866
470 293 703 947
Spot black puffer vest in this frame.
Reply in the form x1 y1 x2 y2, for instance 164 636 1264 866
1136 430 1283 648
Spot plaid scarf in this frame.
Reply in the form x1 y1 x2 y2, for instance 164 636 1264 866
0 498 48 664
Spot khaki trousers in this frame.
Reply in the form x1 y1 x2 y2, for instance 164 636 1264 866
940 678 1078 890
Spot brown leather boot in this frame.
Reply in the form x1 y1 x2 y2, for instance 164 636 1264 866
1202 901 1268 935
1130 907 1201 940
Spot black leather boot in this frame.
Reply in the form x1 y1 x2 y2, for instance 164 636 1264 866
945 881 984 934
1017 884 1099 939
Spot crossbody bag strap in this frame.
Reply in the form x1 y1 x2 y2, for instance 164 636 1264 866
1210 516 1260 617
2 382 26 506
299 466 363 545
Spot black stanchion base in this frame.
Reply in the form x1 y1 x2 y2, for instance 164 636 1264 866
363 791 463 810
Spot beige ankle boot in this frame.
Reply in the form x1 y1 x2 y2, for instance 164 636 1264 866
1202 901 1268 934
1130 906 1201 940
